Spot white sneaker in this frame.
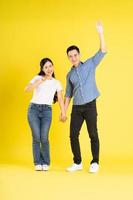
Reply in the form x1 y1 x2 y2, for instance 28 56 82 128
42 164 49 171
35 165 42 171
66 163 83 172
89 162 99 173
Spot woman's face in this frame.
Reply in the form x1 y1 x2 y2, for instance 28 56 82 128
42 61 54 77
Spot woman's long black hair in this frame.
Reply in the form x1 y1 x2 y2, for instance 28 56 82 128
38 58 58 104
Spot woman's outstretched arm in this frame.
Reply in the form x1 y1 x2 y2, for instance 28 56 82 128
24 78 45 92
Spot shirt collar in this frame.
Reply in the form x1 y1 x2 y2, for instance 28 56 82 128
71 61 83 70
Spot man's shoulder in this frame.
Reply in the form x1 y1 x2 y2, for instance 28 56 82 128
66 69 72 78
83 57 94 65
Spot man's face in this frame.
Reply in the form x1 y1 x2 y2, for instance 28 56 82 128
67 50 81 67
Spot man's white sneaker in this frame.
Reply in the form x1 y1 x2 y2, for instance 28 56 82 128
66 163 83 172
89 162 99 173
42 165 49 171
35 165 42 171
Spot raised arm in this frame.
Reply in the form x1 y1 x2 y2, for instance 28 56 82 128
96 21 107 53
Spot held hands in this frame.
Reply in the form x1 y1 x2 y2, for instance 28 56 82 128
60 113 67 123
96 21 104 34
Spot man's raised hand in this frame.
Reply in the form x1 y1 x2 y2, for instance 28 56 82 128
96 21 104 34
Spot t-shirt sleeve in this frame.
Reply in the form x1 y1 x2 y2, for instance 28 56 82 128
29 75 42 84
56 80 63 92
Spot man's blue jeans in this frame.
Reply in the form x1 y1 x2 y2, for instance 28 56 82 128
28 103 52 166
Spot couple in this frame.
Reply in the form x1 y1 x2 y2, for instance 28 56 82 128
25 22 107 173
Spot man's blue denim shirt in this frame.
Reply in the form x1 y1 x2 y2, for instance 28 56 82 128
65 50 107 105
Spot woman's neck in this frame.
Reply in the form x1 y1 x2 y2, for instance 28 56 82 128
44 75 53 80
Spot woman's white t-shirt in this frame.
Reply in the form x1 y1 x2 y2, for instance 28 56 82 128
30 75 63 105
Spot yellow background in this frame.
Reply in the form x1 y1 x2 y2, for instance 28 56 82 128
0 0 133 199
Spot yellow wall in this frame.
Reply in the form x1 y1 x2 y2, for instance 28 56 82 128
0 0 132 165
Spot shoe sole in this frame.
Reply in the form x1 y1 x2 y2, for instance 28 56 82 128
66 168 83 172
89 169 99 173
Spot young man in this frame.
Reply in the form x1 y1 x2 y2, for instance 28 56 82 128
60 22 107 173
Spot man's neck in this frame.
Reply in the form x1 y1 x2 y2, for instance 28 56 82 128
73 61 81 68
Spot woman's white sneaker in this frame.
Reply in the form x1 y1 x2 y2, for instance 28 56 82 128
42 165 49 171
89 162 99 173
66 163 83 172
35 165 42 171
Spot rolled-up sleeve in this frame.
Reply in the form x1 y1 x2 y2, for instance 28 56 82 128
65 73 73 98
91 49 107 68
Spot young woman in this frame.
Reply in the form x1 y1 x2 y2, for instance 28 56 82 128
25 58 66 171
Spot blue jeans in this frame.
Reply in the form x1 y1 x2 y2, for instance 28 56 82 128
27 103 52 166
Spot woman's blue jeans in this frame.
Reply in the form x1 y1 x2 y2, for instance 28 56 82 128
28 103 52 166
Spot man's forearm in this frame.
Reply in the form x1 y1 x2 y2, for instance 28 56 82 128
64 97 71 112
58 99 66 116
99 32 107 53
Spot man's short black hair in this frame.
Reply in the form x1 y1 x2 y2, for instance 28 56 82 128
66 45 80 54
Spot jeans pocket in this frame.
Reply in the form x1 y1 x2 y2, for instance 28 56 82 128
27 104 36 115
46 105 52 111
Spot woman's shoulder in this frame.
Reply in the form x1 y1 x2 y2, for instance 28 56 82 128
52 78 62 86
53 78 61 83
52 78 63 91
